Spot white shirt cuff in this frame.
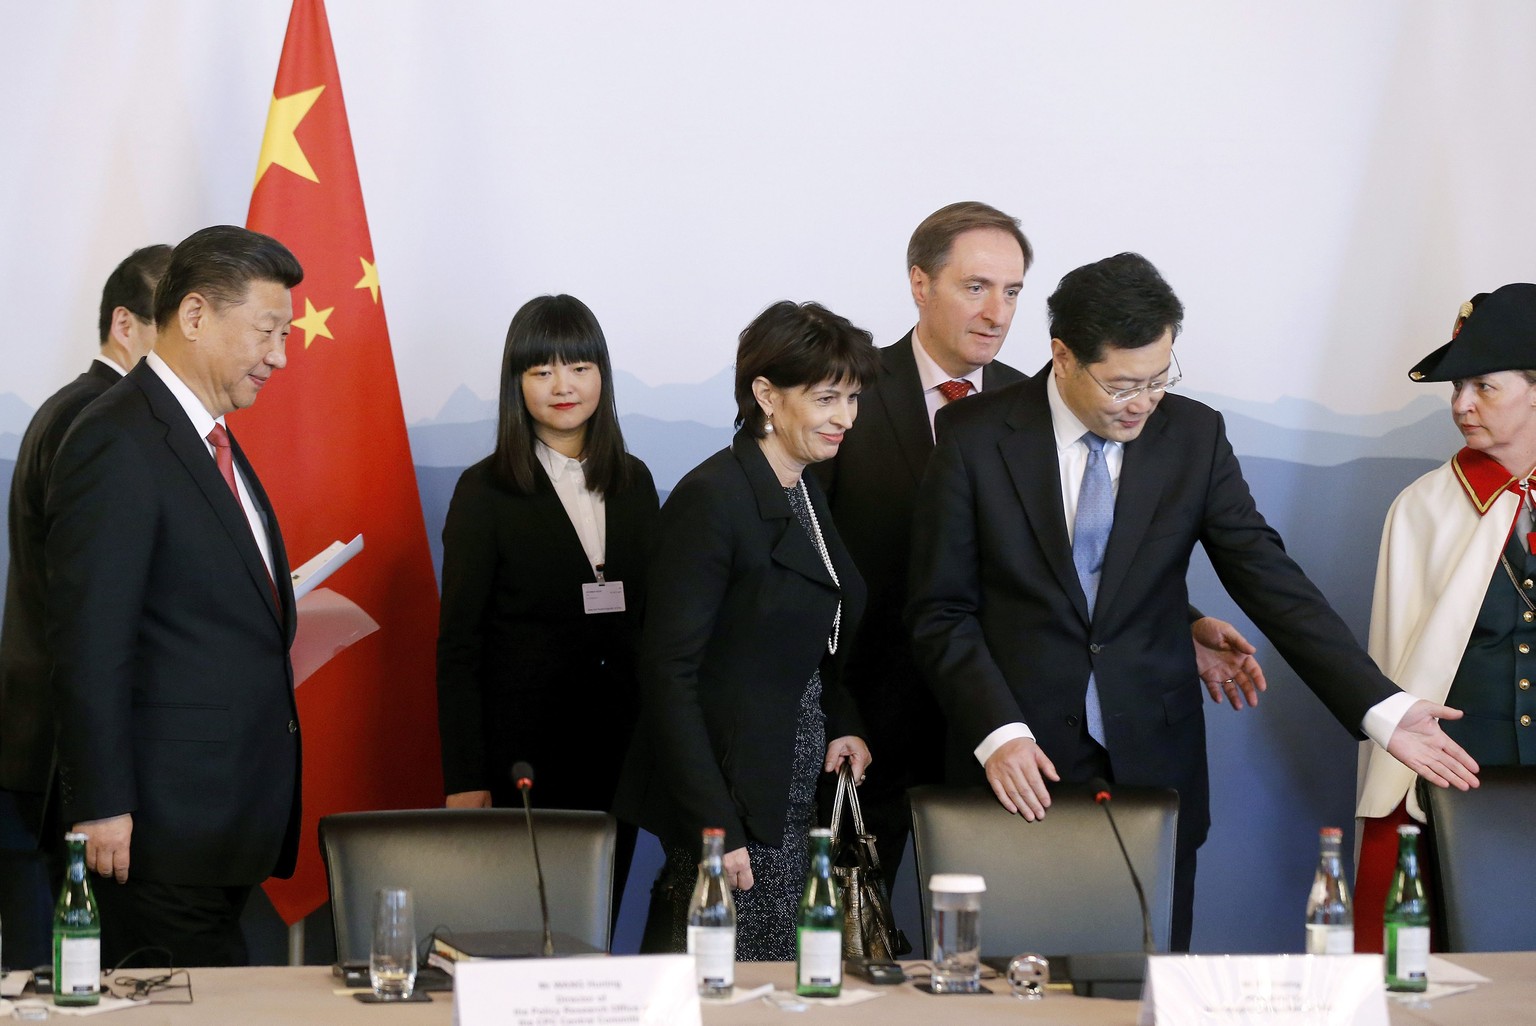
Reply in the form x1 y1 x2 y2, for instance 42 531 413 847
1361 691 1420 749
975 722 1035 766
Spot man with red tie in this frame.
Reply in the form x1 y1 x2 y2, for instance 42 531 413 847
46 226 304 967
819 204 1265 896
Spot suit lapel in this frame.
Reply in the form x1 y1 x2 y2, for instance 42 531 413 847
529 468 601 583
732 432 835 589
877 333 937 486
132 365 286 632
1095 410 1172 617
998 378 1090 624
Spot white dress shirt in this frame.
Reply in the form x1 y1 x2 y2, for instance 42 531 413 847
536 440 606 572
146 352 275 579
912 329 986 439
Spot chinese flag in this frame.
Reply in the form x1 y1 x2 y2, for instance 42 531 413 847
239 0 444 924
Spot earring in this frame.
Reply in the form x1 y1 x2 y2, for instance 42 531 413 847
764 413 774 434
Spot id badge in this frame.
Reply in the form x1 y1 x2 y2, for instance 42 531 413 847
581 580 625 614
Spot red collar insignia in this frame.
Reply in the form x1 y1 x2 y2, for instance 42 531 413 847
1451 447 1523 515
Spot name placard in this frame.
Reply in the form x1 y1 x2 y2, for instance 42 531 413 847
1137 954 1388 1026
454 954 699 1026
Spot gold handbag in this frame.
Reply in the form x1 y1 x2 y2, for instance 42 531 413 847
829 763 911 961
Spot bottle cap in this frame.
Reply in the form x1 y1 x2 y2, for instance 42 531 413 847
1319 826 1342 839
1396 824 1421 837
929 873 987 893
64 831 88 843
702 827 724 838
809 827 833 839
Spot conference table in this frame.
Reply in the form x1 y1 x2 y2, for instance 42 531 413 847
3 953 1529 1024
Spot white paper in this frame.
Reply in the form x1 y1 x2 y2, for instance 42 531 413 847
291 587 381 687
706 983 773 1007
0 970 30 998
289 534 363 601
454 954 699 1026
1139 954 1388 1026
1385 954 1490 1003
1 996 141 1017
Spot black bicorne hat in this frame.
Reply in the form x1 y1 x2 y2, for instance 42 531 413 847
1409 283 1536 382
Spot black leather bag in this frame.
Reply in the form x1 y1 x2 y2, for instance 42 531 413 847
829 763 910 960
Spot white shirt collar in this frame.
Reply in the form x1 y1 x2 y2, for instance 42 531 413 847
1046 371 1107 453
146 351 222 443
911 328 985 396
535 438 584 482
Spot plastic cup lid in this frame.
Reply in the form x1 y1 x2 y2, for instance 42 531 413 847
929 873 986 893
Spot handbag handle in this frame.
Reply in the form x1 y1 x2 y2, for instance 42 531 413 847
830 761 869 842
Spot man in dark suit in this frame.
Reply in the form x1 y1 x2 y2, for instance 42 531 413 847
46 225 305 966
818 202 1033 888
908 252 1479 950
0 244 170 965
820 205 1265 893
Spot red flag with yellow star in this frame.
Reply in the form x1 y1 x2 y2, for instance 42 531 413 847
239 0 443 924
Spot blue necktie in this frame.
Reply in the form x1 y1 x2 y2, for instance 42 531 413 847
1072 432 1112 748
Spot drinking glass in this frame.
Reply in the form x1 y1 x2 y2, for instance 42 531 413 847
370 887 417 1000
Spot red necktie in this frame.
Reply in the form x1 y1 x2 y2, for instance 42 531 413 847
207 424 240 502
208 424 279 606
937 379 974 403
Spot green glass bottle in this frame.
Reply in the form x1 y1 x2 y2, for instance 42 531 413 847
795 827 842 998
53 832 101 1006
1383 824 1429 992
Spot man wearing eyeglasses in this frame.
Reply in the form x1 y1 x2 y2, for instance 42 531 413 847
908 251 1480 950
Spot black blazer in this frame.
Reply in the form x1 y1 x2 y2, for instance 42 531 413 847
45 361 301 886
907 375 1399 856
1 360 120 796
614 430 867 854
815 332 1024 771
435 453 658 809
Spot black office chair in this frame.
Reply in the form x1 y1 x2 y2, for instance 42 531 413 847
909 783 1178 959
319 808 617 962
1420 766 1536 952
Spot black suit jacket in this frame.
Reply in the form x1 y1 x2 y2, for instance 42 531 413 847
1 361 120 795
907 375 1398 854
45 361 301 886
435 453 658 809
815 332 1024 776
614 430 867 853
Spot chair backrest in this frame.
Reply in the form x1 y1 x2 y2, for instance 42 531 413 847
1421 766 1536 952
909 783 1178 957
319 808 616 962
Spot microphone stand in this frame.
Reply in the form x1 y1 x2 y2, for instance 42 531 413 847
512 761 555 957
1092 780 1153 954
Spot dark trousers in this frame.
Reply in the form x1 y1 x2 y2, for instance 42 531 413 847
0 788 54 969
611 820 639 941
93 876 253 968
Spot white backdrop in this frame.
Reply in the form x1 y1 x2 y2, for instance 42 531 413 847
3 1 1534 420
4 0 1535 956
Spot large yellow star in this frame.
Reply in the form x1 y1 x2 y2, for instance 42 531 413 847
354 257 380 304
293 297 335 349
254 85 326 187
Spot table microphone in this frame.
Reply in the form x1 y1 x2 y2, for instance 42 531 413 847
511 760 555 956
1089 777 1154 955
